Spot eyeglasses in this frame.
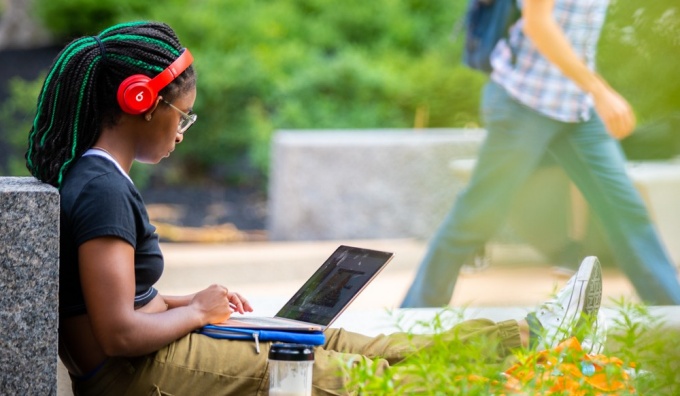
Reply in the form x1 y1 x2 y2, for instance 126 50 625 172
162 99 197 134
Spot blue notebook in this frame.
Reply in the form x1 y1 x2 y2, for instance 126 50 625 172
199 325 326 353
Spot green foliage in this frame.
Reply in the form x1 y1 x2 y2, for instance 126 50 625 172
139 0 477 183
605 299 680 395
599 0 680 121
342 302 680 395
0 77 43 176
10 0 679 184
34 0 151 39
599 1 680 159
343 310 507 395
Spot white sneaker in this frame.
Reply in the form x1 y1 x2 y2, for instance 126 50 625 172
534 256 603 350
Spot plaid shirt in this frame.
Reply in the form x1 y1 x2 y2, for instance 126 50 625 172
490 0 610 122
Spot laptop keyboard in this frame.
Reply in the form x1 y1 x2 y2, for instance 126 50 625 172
234 317 310 328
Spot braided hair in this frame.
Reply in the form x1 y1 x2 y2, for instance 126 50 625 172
25 21 196 188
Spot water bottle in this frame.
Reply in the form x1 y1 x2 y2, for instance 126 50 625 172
268 343 314 396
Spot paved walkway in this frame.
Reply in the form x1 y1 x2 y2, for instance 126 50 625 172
58 239 641 395
156 239 638 311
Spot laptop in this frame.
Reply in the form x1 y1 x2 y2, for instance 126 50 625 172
213 245 394 331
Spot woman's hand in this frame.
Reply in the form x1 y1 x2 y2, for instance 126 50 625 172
591 84 636 140
191 284 254 325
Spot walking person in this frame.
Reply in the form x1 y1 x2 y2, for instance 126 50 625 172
401 0 680 308
27 20 606 395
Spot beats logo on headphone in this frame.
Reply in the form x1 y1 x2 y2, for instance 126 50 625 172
117 48 194 115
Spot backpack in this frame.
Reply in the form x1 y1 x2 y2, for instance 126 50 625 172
462 0 521 73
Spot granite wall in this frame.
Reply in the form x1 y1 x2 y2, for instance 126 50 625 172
0 177 59 395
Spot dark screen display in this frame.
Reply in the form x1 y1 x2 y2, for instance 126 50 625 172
276 245 393 326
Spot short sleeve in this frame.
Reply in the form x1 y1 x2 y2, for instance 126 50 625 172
70 173 138 247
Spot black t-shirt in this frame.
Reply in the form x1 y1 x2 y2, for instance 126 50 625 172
59 155 163 318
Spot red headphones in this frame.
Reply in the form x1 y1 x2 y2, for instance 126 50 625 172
116 48 194 115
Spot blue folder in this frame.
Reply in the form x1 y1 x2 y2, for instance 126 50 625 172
199 325 326 353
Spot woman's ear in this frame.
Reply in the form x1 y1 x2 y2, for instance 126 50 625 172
143 96 164 121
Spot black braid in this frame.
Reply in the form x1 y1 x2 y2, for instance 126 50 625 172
25 21 196 188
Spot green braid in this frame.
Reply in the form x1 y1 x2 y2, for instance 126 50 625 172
103 34 180 55
27 38 93 163
107 54 165 74
25 21 196 188
55 58 99 187
98 20 148 36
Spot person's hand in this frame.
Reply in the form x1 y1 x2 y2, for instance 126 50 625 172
191 284 253 325
592 85 636 140
226 288 253 315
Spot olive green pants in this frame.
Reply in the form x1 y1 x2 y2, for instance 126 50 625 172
71 319 520 396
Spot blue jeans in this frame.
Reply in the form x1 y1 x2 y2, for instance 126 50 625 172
401 81 680 307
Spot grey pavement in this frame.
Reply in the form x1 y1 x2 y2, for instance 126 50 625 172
156 238 639 311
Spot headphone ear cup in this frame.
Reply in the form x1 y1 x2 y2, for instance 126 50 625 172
117 75 157 115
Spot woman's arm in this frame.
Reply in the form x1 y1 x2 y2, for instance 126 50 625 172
79 236 252 357
161 292 251 312
162 294 195 309
522 0 635 139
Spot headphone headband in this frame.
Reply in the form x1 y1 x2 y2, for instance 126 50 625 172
117 48 194 115
147 49 194 94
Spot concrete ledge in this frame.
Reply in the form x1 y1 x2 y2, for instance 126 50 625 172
268 129 485 241
333 306 680 337
627 160 680 265
1 177 59 395
451 158 680 267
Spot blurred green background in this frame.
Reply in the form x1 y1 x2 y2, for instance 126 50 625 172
0 0 678 192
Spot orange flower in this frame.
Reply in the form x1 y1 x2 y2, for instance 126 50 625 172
464 337 637 395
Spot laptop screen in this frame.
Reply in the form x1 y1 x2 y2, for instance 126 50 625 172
276 245 394 326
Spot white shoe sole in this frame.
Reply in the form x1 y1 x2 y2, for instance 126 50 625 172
571 256 602 328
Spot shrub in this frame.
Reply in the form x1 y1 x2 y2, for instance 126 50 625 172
342 301 680 395
599 1 680 160
138 0 475 183
9 0 679 186
599 0 680 121
34 0 151 40
0 77 43 176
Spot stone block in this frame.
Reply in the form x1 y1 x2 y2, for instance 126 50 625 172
627 160 680 266
448 158 680 268
267 129 485 240
0 177 59 395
